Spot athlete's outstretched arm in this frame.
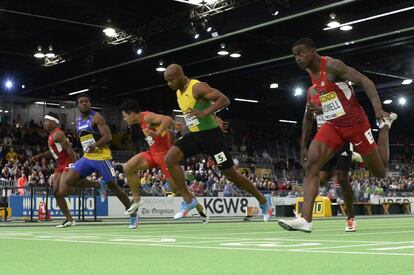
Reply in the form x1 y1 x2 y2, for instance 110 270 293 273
300 108 314 164
31 149 52 162
190 82 230 118
54 131 77 162
327 58 388 120
89 113 112 151
144 112 174 137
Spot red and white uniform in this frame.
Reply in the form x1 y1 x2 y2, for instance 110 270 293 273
48 128 72 173
140 111 171 177
310 56 376 155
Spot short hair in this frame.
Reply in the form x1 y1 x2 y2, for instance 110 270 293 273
121 99 141 113
76 93 91 105
293 37 316 49
46 112 59 120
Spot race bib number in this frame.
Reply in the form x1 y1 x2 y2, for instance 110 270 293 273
184 114 200 128
80 134 96 152
364 129 374 144
315 114 326 128
319 92 345 120
145 135 155 146
214 152 227 164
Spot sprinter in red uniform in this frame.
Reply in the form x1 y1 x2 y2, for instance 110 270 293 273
278 38 397 233
121 99 208 223
32 112 78 228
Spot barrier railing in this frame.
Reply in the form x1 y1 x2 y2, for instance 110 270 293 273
0 185 98 223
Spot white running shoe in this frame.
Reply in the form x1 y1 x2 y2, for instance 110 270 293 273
56 220 76 228
277 211 312 233
377 112 397 129
196 204 209 224
345 218 357 232
125 201 143 215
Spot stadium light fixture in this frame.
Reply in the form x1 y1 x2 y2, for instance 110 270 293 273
402 79 412 85
398 97 407 105
270 83 279 89
279 119 297 124
34 46 45 59
340 25 353 31
217 43 229 56
383 99 392 104
294 87 303 96
326 13 340 28
103 27 117 37
234 98 258 103
68 88 90 96
156 60 166 72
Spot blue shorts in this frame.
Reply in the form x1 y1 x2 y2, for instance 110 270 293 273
71 157 115 183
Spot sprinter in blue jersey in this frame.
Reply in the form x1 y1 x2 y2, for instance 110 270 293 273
61 94 138 229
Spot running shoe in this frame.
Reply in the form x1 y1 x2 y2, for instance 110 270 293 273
278 211 313 233
174 199 199 220
345 218 357 232
97 179 107 203
259 194 273 222
196 204 209 224
56 220 76 228
125 201 143 215
129 212 139 229
377 112 397 129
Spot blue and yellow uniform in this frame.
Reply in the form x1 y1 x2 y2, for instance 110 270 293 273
71 111 115 183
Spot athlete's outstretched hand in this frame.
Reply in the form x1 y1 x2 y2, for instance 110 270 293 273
374 108 390 122
215 116 229 133
300 146 308 166
307 103 323 115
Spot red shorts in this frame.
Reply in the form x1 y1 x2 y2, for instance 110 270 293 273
315 119 376 156
54 160 71 173
142 151 171 178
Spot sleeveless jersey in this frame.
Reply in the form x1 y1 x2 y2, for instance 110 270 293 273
140 111 171 153
310 56 367 127
76 110 112 160
48 128 72 165
176 79 218 132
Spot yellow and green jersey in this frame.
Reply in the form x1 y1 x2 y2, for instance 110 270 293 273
176 79 218 132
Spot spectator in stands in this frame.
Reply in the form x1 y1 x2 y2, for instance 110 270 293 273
6 147 18 163
3 134 12 146
223 181 233 197
17 172 27 196
151 181 164 196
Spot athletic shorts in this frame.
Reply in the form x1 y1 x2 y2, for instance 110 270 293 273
142 151 171 178
54 160 72 173
71 157 115 183
315 119 376 156
175 127 234 170
320 144 352 172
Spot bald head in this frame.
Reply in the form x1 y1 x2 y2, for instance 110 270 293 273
164 63 188 91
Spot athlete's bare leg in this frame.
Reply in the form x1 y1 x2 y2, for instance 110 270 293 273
302 140 337 222
124 153 149 203
221 166 266 204
53 172 74 222
164 146 196 203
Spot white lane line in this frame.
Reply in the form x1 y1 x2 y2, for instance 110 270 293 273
372 245 414 251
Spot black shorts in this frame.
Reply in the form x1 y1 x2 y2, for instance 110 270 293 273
321 143 352 172
175 127 234 170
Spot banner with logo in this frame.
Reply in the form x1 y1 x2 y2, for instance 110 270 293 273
9 195 108 217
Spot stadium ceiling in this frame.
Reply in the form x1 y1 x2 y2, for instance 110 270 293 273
0 0 414 126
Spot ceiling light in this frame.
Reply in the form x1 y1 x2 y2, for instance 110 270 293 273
206 26 212 32
136 48 143 55
4 110 8 113
340 25 353 31
45 45 55 58
279 119 297 124
324 6 414 31
270 83 279 89
327 13 340 28
230 52 241 58
272 10 279 16
383 99 392 104
399 97 407 105
34 46 45 59
234 98 258 103
35 101 46 105
402 79 412 85
294 87 303 96
68 88 89 96
156 60 166 72
194 33 200 39
4 80 13 90
21 84 25 89
217 43 229 56
103 27 117 37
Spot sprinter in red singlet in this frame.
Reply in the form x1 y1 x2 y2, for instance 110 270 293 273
278 38 397 232
121 99 208 223
32 112 78 228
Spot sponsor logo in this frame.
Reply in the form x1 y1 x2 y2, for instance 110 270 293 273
203 198 248 214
